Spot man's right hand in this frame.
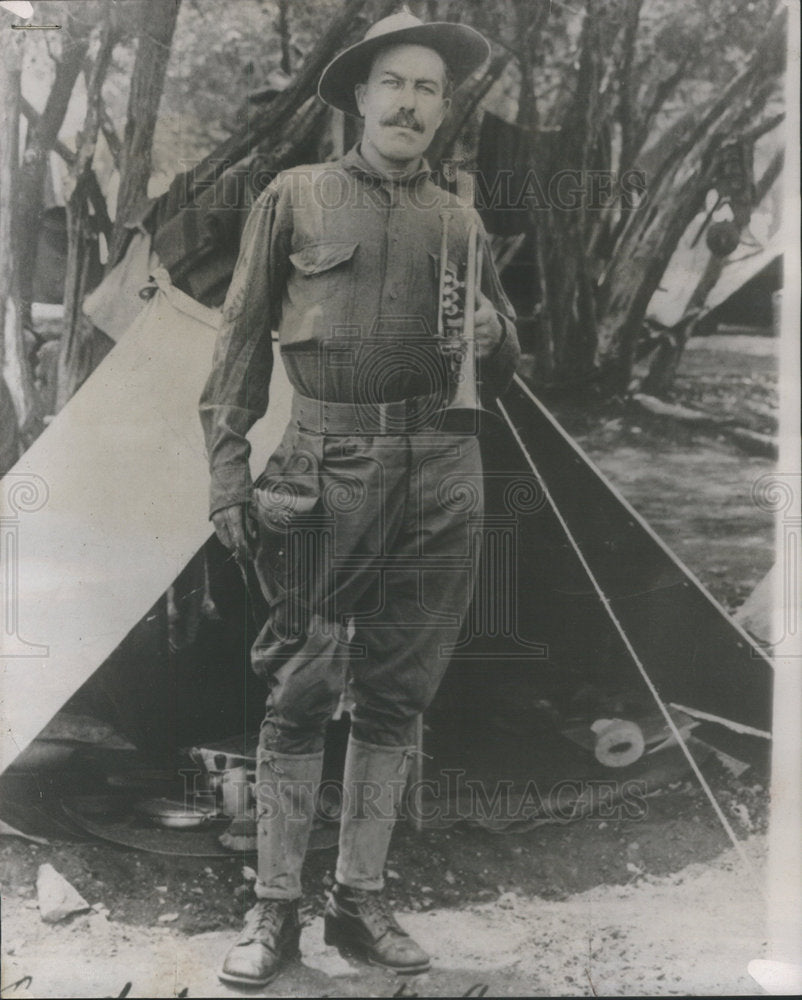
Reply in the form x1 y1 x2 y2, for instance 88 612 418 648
211 503 258 564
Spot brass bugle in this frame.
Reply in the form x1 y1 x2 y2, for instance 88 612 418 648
437 210 452 341
452 222 480 412
436 213 486 430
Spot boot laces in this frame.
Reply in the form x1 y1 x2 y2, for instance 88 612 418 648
349 889 404 937
245 900 290 939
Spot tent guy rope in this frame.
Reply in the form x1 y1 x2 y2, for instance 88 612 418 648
497 393 765 898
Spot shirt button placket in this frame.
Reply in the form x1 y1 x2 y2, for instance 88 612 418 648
387 194 401 303
390 231 400 300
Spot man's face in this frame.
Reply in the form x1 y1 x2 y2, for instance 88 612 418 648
355 44 450 165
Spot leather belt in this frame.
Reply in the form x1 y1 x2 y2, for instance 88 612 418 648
291 391 445 435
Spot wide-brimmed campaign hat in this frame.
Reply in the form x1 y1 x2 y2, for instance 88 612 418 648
318 9 490 117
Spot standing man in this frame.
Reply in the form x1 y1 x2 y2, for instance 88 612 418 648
200 9 519 988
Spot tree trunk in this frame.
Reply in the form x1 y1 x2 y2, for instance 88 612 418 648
131 0 387 248
277 0 292 77
637 319 695 399
20 98 113 240
594 12 785 395
426 50 510 169
533 0 609 385
56 17 118 411
510 0 555 383
15 7 93 322
0 13 38 448
257 97 330 172
106 0 181 270
0 15 23 371
617 0 643 187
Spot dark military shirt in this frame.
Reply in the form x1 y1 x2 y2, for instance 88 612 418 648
200 145 519 516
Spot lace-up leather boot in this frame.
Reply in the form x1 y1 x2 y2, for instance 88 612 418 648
218 899 301 987
324 882 430 973
325 737 428 971
219 748 322 986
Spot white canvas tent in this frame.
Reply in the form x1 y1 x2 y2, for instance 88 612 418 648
0 270 292 773
0 270 774 777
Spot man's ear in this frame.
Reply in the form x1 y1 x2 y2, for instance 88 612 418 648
437 97 451 128
355 82 366 116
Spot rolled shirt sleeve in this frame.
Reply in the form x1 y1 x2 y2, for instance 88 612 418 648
199 181 290 517
199 158 520 519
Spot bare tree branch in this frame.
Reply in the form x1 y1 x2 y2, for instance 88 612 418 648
641 146 784 396
736 111 785 146
107 0 181 269
646 11 784 196
20 98 112 240
426 50 512 167
99 102 123 171
631 54 692 157
186 0 372 197
15 6 93 319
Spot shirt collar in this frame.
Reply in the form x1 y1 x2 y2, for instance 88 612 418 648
341 143 432 187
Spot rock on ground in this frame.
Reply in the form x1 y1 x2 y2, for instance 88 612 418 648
35 864 91 924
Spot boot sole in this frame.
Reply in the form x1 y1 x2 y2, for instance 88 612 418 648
217 946 301 988
324 927 431 975
217 969 279 989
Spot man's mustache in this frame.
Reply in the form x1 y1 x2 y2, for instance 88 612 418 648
381 113 424 132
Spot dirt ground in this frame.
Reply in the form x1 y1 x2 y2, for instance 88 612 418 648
553 333 777 612
0 837 770 997
0 334 778 997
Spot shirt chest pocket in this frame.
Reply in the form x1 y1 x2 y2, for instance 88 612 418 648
288 241 359 308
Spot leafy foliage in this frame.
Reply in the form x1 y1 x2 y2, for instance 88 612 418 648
19 0 787 397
